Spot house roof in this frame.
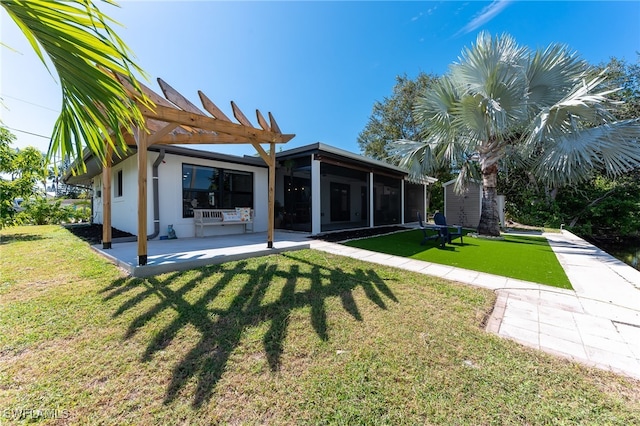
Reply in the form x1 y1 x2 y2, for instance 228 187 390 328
150 145 267 168
442 178 481 187
63 145 136 186
277 142 437 182
64 141 437 186
63 144 267 186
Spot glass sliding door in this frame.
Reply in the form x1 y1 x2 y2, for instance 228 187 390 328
373 174 401 226
404 182 424 223
320 162 369 232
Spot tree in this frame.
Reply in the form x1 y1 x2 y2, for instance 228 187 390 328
393 32 640 236
594 56 640 121
1 0 149 170
358 72 452 213
0 127 47 227
358 72 438 162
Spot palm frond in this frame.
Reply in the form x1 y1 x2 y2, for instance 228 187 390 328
526 43 590 109
532 119 640 186
2 0 150 170
413 76 460 140
450 154 481 194
455 32 528 97
391 139 442 179
524 73 620 150
450 32 530 140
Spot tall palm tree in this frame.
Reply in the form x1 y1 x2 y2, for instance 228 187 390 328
1 0 149 170
394 32 640 236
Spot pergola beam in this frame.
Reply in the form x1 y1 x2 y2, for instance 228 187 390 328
256 110 270 131
198 91 232 121
158 78 208 115
147 122 180 145
136 102 293 143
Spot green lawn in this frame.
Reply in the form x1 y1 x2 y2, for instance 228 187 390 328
1 225 638 424
344 229 572 289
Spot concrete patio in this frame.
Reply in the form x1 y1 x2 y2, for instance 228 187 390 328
92 230 312 277
92 228 640 381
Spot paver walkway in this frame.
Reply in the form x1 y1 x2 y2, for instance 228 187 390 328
309 230 640 380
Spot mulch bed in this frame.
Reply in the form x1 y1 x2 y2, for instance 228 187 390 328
64 223 410 245
64 223 135 245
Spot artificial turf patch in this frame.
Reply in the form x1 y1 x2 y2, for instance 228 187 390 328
344 230 572 289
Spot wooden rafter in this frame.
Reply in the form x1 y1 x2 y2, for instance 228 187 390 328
134 103 294 144
114 73 293 146
198 91 232 121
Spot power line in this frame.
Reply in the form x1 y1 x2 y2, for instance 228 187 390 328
0 93 59 113
4 126 51 139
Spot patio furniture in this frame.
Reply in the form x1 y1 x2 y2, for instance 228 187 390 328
433 212 463 245
193 208 254 237
417 212 447 246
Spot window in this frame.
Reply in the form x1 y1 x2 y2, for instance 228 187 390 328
182 164 253 217
115 170 123 197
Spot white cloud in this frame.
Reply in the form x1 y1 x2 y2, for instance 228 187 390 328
455 0 512 37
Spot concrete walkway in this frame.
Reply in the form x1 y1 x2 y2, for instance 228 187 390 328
308 231 640 380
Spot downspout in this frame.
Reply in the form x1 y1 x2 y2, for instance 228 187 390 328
147 148 165 240
111 149 165 244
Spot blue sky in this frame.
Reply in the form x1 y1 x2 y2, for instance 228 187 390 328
1 1 639 158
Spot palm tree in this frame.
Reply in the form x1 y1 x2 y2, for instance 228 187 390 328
394 32 640 236
1 0 149 170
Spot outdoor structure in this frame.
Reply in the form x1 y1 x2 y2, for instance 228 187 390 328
443 179 505 229
67 142 436 245
65 74 294 265
274 143 436 234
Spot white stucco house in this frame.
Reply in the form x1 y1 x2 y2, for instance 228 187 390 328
65 142 436 240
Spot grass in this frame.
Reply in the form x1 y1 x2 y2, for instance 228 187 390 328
344 229 572 289
1 225 638 424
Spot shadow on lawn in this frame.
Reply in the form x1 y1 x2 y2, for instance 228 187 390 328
0 232 48 245
101 253 398 408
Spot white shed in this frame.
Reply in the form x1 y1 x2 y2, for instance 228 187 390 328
443 179 505 229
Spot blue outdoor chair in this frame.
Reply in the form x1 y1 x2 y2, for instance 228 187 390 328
417 212 443 246
433 212 464 245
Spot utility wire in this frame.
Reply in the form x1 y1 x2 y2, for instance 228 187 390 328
0 93 59 113
5 126 51 139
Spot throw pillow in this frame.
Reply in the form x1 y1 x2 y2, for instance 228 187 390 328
235 207 251 222
222 212 240 222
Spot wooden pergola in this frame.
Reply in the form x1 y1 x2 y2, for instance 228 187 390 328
101 75 294 265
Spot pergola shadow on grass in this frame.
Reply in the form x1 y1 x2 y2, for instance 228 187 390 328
345 229 572 289
100 252 398 408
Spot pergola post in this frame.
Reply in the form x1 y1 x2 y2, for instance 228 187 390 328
267 142 276 248
136 127 148 266
102 143 112 249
